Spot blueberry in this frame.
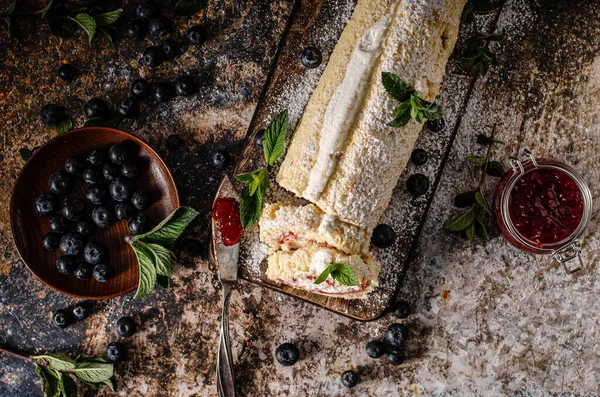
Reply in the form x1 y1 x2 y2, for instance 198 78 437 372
40 104 66 126
74 263 94 280
58 63 77 81
406 174 429 197
76 220 95 237
255 129 264 148
64 157 84 176
116 97 140 118
83 242 108 265
386 347 406 366
56 255 77 274
148 16 172 37
83 167 102 184
42 233 61 251
116 317 136 337
340 370 359 388
300 46 322 69
92 205 115 229
109 177 135 202
212 150 228 169
186 25 207 45
131 191 150 210
49 214 69 233
105 342 126 362
93 263 113 282
59 233 84 256
152 82 172 102
166 134 182 149
87 150 106 167
411 148 428 166
84 98 109 119
162 39 180 58
62 197 85 221
174 76 195 96
128 214 148 235
131 78 151 99
85 184 108 205
121 162 140 179
371 224 396 249
391 300 411 319
126 19 147 38
48 171 74 195
365 340 385 359
385 323 408 347
102 163 121 181
73 303 90 320
108 144 130 165
32 146 40 155
142 46 165 67
34 194 56 217
53 309 71 328
427 117 445 132
136 1 159 19
275 343 299 366
115 202 136 221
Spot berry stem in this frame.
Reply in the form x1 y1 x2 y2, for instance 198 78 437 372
0 345 32 362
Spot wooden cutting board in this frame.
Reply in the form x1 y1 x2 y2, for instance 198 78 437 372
234 0 500 321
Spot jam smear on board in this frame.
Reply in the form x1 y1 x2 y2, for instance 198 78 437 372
508 168 583 246
212 197 243 246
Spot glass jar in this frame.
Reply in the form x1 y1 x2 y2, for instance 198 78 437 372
493 150 592 273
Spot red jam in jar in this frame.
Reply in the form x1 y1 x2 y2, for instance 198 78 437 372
212 197 243 246
508 168 584 246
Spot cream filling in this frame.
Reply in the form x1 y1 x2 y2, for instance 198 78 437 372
309 249 333 275
303 2 398 201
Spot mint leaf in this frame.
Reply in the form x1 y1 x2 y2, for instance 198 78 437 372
70 13 96 44
444 208 476 231
239 180 266 229
99 27 113 43
314 264 333 285
235 168 267 196
76 354 108 363
1 0 16 16
83 113 121 128
93 9 122 27
465 221 476 240
175 0 208 15
19 147 32 162
144 242 175 277
454 190 477 208
136 206 199 247
474 212 490 241
263 109 288 165
58 372 78 397
131 242 156 299
32 353 76 372
381 72 411 102
56 118 73 135
388 100 412 128
466 156 487 165
461 1 474 23
35 364 60 397
74 361 114 383
486 160 505 177
37 0 53 18
476 134 505 145
330 263 359 286
475 188 491 214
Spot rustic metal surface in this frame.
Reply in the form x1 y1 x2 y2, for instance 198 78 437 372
2 0 600 396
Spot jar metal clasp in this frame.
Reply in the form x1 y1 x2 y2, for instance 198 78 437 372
553 242 584 274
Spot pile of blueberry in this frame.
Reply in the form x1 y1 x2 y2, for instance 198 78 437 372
34 143 151 282
365 301 412 366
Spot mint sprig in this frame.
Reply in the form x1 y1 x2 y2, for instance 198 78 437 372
236 109 289 229
126 206 199 299
314 263 359 287
382 72 444 128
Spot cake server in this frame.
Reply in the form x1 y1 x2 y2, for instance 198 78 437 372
211 176 240 397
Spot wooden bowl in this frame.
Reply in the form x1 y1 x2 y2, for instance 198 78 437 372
9 127 179 300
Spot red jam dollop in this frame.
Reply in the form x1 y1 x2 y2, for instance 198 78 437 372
508 168 583 246
212 197 243 246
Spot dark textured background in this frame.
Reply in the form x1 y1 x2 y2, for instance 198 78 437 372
2 0 600 396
